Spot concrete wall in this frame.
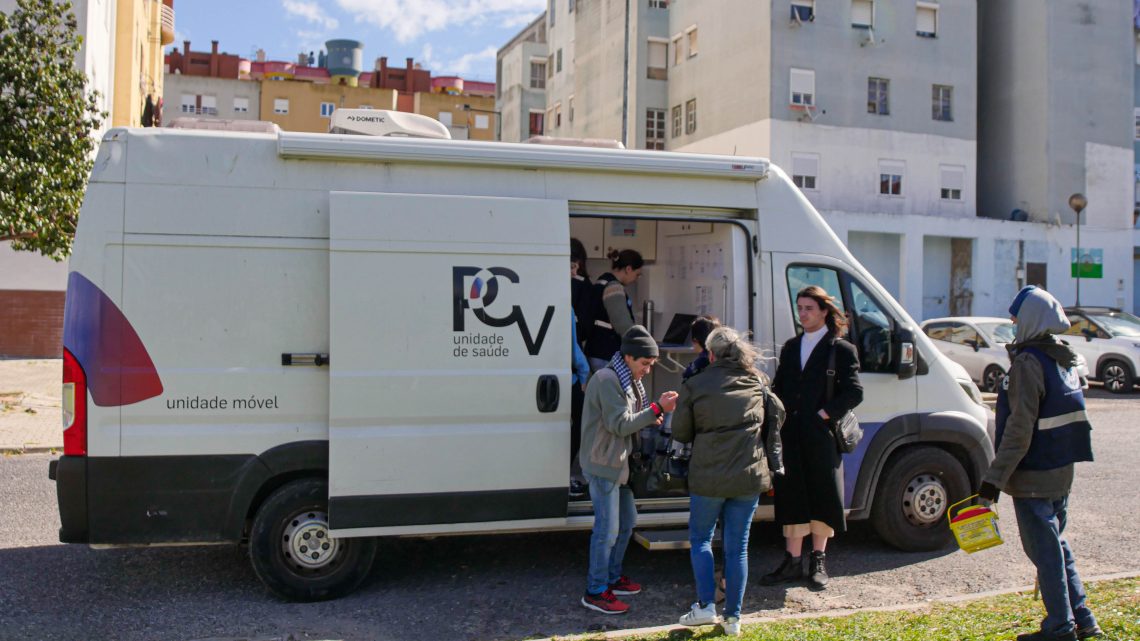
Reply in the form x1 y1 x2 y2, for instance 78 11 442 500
572 0 627 142
626 0 669 149
496 40 548 142
164 75 262 120
544 0 575 139
846 231 901 298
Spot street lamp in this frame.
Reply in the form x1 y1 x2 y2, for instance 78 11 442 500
1068 192 1087 307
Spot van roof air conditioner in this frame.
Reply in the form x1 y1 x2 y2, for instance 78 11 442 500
328 109 452 139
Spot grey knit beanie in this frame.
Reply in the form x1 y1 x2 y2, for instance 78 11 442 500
621 325 659 359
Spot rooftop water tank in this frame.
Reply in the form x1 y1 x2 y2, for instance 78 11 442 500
325 39 363 78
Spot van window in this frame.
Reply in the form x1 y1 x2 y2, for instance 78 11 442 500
786 264 896 373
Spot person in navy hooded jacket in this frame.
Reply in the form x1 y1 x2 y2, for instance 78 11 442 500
979 286 1101 641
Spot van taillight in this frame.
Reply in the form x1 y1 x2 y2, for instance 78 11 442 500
62 348 87 456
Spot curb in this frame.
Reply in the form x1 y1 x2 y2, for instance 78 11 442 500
1 446 61 456
542 570 1140 641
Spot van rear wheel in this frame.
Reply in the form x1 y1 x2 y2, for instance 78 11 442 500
249 478 377 601
870 447 970 552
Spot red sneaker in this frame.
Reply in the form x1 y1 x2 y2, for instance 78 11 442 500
609 575 642 595
581 589 630 615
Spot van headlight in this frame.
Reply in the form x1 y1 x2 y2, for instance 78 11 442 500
958 379 985 407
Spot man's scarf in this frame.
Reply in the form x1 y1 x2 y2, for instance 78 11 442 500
609 352 649 410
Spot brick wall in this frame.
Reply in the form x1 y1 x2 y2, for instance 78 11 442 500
0 290 65 358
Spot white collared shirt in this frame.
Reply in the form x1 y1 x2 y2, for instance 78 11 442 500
800 326 828 370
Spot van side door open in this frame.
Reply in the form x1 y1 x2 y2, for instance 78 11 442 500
326 193 572 536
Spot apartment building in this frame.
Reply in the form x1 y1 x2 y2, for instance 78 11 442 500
499 0 1137 317
165 40 261 121
496 15 548 141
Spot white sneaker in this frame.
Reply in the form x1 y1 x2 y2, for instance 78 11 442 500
678 601 718 627
721 616 741 637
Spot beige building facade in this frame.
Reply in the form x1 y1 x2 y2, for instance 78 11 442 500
111 0 173 127
259 82 397 133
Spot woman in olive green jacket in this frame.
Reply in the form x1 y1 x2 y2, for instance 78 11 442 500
672 327 774 636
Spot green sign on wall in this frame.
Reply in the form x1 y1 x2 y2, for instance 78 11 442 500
1071 248 1103 279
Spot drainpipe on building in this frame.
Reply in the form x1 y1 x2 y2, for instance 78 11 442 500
621 0 630 147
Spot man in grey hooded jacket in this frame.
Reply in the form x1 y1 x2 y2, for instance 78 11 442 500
978 286 1101 641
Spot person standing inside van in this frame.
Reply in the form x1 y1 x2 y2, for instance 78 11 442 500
761 286 862 590
977 286 1100 641
586 249 644 371
570 240 593 496
671 327 774 637
570 238 593 348
579 325 678 615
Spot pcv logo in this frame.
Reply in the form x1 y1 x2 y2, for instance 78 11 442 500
452 267 555 355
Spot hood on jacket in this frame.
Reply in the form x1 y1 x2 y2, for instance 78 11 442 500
1008 287 1079 368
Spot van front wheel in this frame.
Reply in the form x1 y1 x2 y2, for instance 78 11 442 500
870 447 970 552
249 478 377 602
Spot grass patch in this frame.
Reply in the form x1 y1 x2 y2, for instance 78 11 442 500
580 577 1139 641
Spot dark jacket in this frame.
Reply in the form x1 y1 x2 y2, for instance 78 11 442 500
771 332 863 531
672 360 773 498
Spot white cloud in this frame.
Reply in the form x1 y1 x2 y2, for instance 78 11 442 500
334 0 544 43
442 45 498 75
283 0 340 30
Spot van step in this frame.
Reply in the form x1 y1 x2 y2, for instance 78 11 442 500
634 528 720 551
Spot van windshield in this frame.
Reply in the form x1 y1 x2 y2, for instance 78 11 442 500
976 321 1015 344
1087 311 1140 338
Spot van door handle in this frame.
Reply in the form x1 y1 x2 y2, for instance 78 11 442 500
536 375 560 413
282 353 330 367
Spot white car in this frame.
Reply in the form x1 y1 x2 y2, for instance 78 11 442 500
1061 307 1140 394
921 317 1017 392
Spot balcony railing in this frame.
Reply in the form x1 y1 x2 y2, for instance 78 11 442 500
160 2 175 45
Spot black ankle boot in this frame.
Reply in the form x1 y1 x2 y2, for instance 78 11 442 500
760 552 804 585
808 551 828 590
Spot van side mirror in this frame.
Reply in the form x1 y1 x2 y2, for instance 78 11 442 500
895 326 917 380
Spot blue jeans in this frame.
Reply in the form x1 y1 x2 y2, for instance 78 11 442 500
689 493 760 619
585 472 637 595
1012 496 1098 636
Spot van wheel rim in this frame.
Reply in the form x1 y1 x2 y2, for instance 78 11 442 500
902 474 946 526
1103 365 1127 391
282 510 339 571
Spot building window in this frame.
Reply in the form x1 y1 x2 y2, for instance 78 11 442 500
790 68 815 106
233 97 249 113
359 104 373 109
438 111 453 127
530 61 546 89
1136 35 1140 65
568 95 575 122
791 0 815 23
1134 108 1140 140
940 165 964 201
932 84 952 121
685 98 697 134
852 0 873 28
648 40 668 80
555 102 562 128
475 114 490 129
529 110 545 136
673 35 684 65
320 102 335 118
916 2 938 37
686 27 698 57
273 98 289 115
549 0 555 26
867 77 889 115
672 104 682 137
646 108 666 150
569 0 575 12
879 160 904 196
180 94 196 113
556 48 563 72
792 153 820 191
547 54 554 78
649 0 668 7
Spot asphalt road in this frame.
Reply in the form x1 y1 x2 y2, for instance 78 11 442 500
1 389 1137 641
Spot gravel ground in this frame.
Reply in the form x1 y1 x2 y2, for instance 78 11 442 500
0 389 1136 641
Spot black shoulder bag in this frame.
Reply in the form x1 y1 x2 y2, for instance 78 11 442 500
826 345 863 455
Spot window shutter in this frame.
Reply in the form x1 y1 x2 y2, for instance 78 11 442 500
916 6 936 35
941 166 964 191
649 41 667 69
792 154 818 178
852 0 873 26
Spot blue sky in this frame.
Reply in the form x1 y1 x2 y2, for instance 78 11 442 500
171 0 546 82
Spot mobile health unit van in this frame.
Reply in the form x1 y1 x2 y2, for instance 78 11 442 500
50 113 993 601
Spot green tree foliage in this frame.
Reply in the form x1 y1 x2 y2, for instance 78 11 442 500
0 0 104 260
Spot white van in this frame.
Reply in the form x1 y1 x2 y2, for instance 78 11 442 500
50 115 993 601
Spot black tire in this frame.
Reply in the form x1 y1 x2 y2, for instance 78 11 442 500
1099 359 1135 394
249 478 377 602
981 365 1005 393
870 446 971 552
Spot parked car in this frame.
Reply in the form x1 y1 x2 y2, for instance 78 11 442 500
921 317 1016 392
1061 307 1140 394
921 316 1090 393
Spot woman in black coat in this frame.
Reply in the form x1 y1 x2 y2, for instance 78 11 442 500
760 286 863 591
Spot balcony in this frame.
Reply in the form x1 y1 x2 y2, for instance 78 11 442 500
160 0 175 45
